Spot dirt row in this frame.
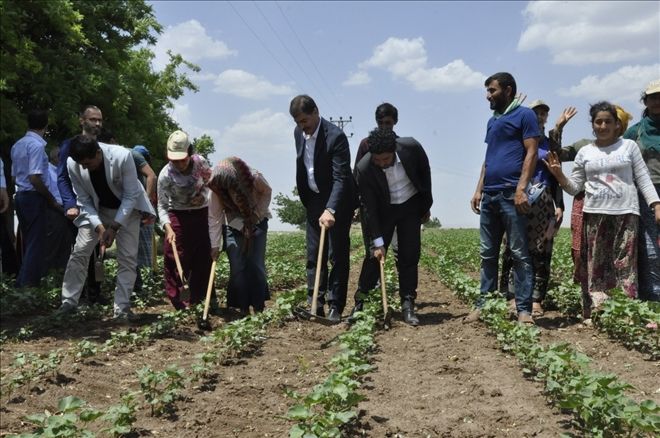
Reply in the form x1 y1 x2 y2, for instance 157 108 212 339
1 262 657 436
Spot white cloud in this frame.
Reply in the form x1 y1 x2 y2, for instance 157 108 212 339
169 102 221 145
189 72 217 82
408 60 487 92
215 109 298 231
360 37 427 76
218 109 292 155
353 37 485 92
153 20 236 70
213 69 294 100
518 1 659 65
559 64 660 105
343 71 371 86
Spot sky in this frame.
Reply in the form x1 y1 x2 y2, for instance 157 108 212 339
148 0 660 230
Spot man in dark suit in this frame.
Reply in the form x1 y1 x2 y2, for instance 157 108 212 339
290 95 356 323
354 127 432 326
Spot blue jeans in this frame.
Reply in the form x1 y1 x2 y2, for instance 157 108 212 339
478 190 533 314
225 218 269 311
638 186 660 301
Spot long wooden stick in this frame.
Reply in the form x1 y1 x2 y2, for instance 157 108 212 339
171 239 190 300
202 260 217 321
380 260 388 316
310 225 327 316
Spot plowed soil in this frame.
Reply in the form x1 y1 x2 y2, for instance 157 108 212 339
1 242 657 437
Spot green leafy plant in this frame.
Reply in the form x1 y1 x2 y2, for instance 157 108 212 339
286 287 379 437
137 365 185 416
2 351 63 399
421 229 660 437
11 396 102 438
101 392 139 437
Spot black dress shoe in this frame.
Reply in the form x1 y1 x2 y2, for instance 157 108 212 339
315 305 325 317
327 307 341 323
402 308 419 326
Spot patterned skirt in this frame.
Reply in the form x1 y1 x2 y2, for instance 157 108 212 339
579 213 639 308
570 192 585 285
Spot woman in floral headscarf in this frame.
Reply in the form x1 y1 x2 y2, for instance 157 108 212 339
208 157 272 315
157 130 213 309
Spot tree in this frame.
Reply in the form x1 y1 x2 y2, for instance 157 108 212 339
274 188 306 229
425 217 442 229
191 134 215 162
0 0 199 172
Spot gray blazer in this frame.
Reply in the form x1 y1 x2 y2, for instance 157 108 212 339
67 143 155 229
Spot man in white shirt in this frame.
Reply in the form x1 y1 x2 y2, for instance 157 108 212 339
354 128 433 325
290 95 357 323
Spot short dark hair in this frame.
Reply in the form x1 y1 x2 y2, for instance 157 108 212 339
289 95 317 118
97 127 115 143
69 134 101 162
80 105 101 117
375 103 398 124
589 101 618 123
367 127 397 155
27 109 48 130
485 72 517 98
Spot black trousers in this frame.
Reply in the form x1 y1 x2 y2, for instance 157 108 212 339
356 194 422 303
304 196 352 312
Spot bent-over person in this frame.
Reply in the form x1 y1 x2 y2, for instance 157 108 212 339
208 157 272 315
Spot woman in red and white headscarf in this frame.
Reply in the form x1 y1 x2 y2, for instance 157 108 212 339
208 157 272 315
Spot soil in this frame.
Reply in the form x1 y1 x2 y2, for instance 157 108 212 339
1 249 657 437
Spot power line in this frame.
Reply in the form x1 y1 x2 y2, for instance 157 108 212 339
274 1 347 116
328 116 353 138
252 2 329 105
227 1 300 88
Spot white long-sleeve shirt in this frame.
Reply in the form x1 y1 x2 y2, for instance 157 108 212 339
563 138 659 215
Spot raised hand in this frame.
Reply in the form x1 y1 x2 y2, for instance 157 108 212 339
543 151 563 177
556 106 577 129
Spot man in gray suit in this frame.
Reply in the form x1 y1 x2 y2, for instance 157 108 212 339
57 135 155 320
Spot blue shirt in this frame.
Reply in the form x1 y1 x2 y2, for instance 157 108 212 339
10 131 48 192
531 135 554 186
483 106 540 191
57 137 77 210
47 163 62 205
0 158 6 189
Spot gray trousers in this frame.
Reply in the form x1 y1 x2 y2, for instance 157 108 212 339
61 207 140 314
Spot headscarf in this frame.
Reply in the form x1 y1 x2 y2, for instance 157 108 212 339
492 94 525 119
615 105 633 136
208 156 258 241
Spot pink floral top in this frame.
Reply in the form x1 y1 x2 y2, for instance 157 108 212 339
157 154 212 226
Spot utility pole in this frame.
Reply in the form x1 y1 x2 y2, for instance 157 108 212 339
329 116 353 138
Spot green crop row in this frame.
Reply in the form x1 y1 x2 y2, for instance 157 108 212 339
421 232 659 437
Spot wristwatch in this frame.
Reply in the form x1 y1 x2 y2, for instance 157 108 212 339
326 207 335 215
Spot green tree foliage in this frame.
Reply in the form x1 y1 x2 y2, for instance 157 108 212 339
0 0 199 171
191 134 215 162
425 217 442 228
274 188 306 229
